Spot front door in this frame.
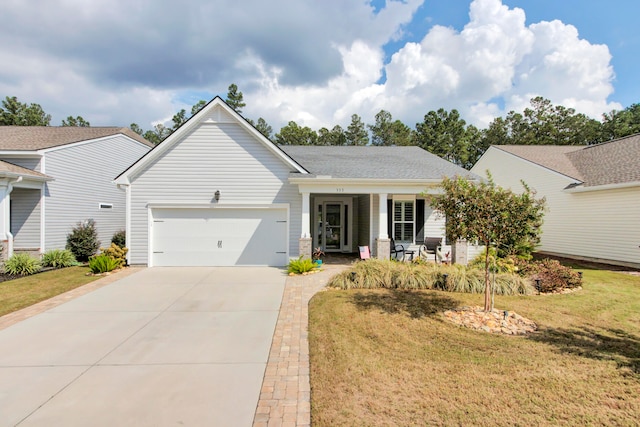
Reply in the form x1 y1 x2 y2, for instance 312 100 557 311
323 203 342 251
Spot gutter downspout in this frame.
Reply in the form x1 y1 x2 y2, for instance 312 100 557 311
5 176 23 258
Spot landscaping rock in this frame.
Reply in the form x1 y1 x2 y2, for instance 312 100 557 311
443 306 537 335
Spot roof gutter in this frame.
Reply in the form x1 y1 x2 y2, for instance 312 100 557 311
564 180 640 193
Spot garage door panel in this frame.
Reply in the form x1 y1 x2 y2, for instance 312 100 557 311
152 208 287 267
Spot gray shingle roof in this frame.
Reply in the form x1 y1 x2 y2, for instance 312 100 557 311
0 126 153 150
494 133 640 186
280 145 477 180
0 159 51 180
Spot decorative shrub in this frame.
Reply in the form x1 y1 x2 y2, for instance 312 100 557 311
469 248 520 274
111 230 126 248
88 254 120 274
41 249 78 268
66 219 100 262
287 256 317 274
521 258 582 293
100 243 128 267
4 253 41 276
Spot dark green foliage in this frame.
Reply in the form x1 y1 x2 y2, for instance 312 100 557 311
368 110 413 146
287 256 317 274
275 121 318 145
345 114 369 146
88 254 120 274
41 249 78 268
111 230 126 248
520 259 582 292
66 219 101 262
4 253 41 276
61 116 90 127
225 83 246 113
0 96 51 126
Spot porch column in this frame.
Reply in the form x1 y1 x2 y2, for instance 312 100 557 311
0 181 12 260
301 192 310 238
376 193 390 260
299 192 312 259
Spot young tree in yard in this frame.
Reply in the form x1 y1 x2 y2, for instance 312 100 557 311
430 175 546 311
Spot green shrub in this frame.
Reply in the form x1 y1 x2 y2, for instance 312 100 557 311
42 249 78 268
469 248 520 274
522 258 582 292
100 243 128 267
111 230 126 248
66 219 100 262
88 254 120 274
4 253 41 276
287 256 318 275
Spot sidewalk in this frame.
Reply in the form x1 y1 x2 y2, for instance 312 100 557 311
253 264 349 427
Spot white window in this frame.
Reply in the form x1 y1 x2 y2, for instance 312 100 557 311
99 203 113 210
393 200 414 243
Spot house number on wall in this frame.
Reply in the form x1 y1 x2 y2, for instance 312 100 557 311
336 188 344 192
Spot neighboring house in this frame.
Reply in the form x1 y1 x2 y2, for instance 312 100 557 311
471 135 640 268
115 97 480 267
0 126 153 258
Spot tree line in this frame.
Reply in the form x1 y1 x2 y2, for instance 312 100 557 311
3 86 640 169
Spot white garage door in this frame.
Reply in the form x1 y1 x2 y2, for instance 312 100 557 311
151 207 288 267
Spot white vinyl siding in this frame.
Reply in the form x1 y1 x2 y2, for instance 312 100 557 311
43 135 150 250
128 119 301 265
472 147 640 268
0 156 42 172
10 188 41 249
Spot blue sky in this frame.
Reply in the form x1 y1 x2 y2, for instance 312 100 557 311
0 0 637 131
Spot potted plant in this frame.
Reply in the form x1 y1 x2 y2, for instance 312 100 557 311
312 247 325 266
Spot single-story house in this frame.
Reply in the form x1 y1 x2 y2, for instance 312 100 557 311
115 97 481 267
471 135 640 269
0 126 153 258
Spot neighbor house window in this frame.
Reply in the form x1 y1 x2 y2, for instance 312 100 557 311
99 203 113 210
393 200 414 243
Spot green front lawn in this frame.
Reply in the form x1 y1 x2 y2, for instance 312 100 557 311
309 267 640 426
0 266 101 317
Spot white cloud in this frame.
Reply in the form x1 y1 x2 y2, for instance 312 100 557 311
0 0 621 132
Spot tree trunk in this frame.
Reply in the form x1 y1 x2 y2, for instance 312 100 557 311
484 244 491 312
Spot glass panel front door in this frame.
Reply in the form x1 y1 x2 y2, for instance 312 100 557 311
324 203 342 251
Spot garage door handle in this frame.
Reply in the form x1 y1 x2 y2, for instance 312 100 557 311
153 251 164 254
218 240 222 248
276 220 287 223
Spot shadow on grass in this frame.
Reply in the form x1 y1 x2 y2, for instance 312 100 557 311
529 326 640 376
349 289 459 319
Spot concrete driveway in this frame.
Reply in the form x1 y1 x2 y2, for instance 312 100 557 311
0 267 286 427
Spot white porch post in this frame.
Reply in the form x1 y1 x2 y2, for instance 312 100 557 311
378 193 388 239
376 193 390 260
301 192 310 238
0 180 12 259
299 192 312 259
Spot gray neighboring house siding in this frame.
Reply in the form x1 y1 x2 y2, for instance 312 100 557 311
126 118 302 266
43 135 151 250
10 187 41 248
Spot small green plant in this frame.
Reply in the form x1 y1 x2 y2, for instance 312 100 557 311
41 249 78 268
288 256 317 274
100 243 128 267
111 230 126 248
88 254 120 274
4 253 41 276
66 219 101 262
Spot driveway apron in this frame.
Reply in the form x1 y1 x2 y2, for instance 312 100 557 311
0 267 286 427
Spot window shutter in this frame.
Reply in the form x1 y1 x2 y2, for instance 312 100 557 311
416 199 425 243
387 199 392 238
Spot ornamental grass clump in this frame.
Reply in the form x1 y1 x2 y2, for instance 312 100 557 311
88 254 120 274
287 256 317 275
3 253 41 276
41 249 78 269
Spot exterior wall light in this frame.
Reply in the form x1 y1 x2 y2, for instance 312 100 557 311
215 190 220 201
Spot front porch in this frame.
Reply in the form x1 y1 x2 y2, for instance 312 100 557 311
297 191 456 263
